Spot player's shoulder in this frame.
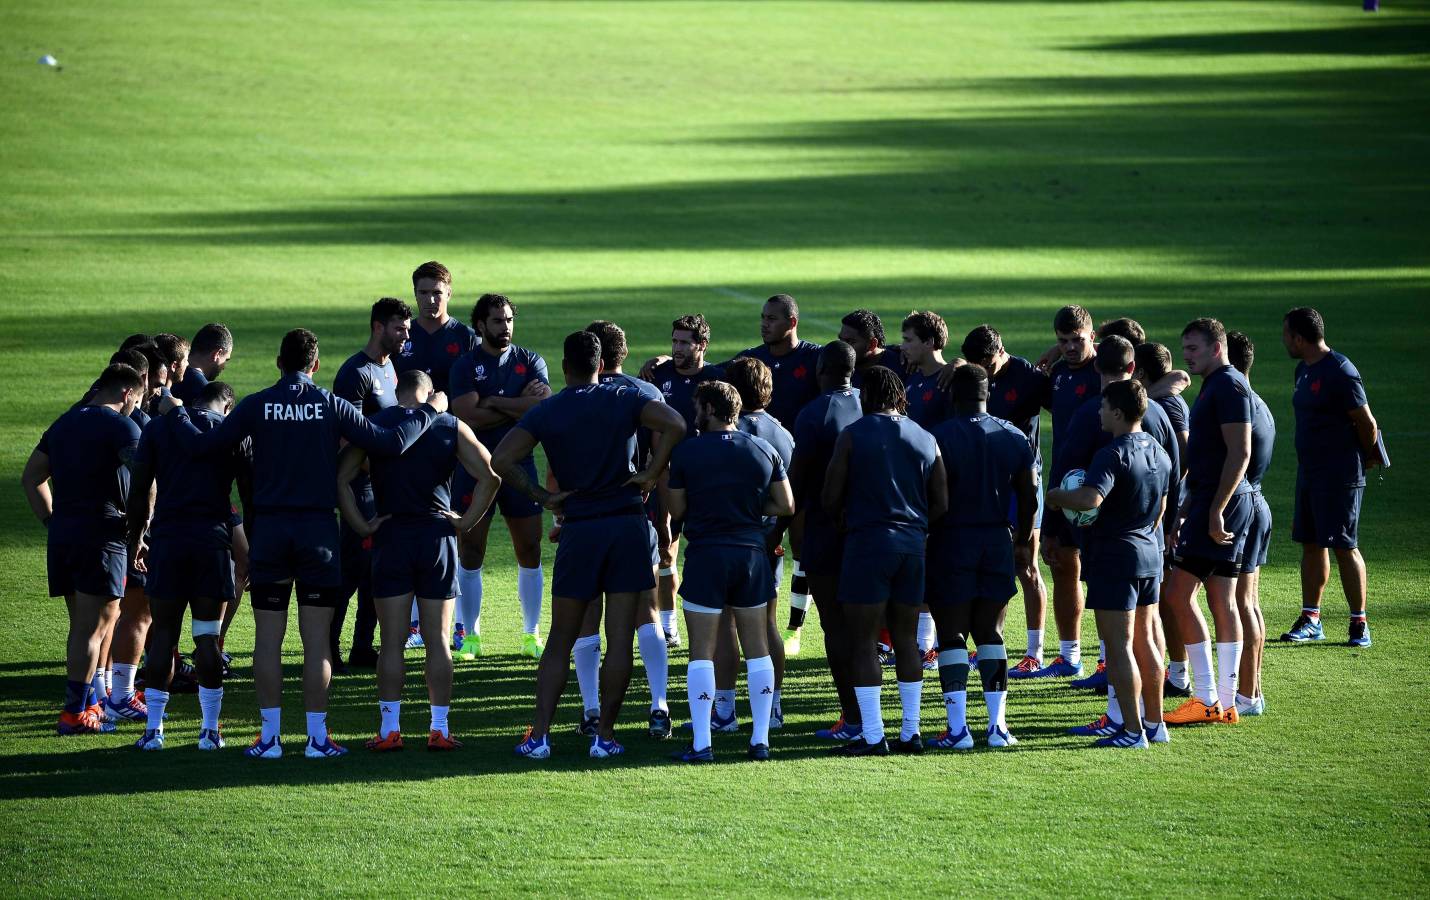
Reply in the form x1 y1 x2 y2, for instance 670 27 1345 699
701 363 725 380
1330 350 1361 379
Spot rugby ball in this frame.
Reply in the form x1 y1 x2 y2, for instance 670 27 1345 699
1060 468 1099 527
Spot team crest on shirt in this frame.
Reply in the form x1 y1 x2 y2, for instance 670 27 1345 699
1310 379 1322 394
475 365 487 380
1075 383 1087 397
289 384 300 392
446 342 459 355
922 390 934 403
514 363 528 376
792 365 807 380
400 341 413 356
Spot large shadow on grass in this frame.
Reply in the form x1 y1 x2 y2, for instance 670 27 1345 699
88 50 1430 273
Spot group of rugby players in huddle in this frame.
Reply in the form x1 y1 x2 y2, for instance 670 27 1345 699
24 260 1380 760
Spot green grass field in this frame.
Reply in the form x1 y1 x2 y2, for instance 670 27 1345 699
3 1 1428 895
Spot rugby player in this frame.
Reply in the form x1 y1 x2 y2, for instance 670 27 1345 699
1049 379 1171 747
839 309 903 390
396 261 478 394
648 314 725 649
791 341 863 740
23 363 143 735
1164 318 1253 726
499 331 686 759
330 298 410 671
668 381 794 762
925 364 1035 750
171 323 232 405
337 370 501 751
1280 307 1380 648
167 328 445 758
126 381 252 750
449 293 552 659
1228 331 1274 715
900 311 953 665
961 325 1052 675
822 366 947 756
153 333 190 395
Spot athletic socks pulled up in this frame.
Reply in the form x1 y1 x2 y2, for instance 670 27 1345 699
687 660 716 751
111 663 138 702
379 699 401 737
305 711 328 744
260 707 281 743
430 704 450 738
937 648 970 733
916 613 936 654
1026 628 1044 662
572 634 601 714
636 623 669 712
458 566 483 635
898 679 922 740
854 685 884 745
1215 641 1243 710
714 689 736 721
198 686 223 732
659 609 678 641
146 689 170 732
518 565 543 635
1186 641 1216 706
747 656 775 746
64 680 88 715
1060 640 1081 667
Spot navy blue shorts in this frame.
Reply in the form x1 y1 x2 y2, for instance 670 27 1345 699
249 512 342 588
838 542 925 606
647 520 660 568
146 532 235 603
1292 475 1362 551
679 544 773 612
799 517 844 577
1241 490 1273 574
553 513 656 602
1040 505 1080 552
455 457 541 520
47 532 127 599
340 483 377 591
372 519 457 600
1005 475 1045 531
1086 575 1160 612
926 526 1016 607
1174 490 1253 566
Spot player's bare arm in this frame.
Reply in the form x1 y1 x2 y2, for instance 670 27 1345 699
454 420 502 528
628 399 687 493
1209 421 1251 545
20 449 53 525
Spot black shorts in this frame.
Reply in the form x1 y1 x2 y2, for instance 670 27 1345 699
249 512 341 589
552 513 656 602
679 544 773 612
146 531 236 603
925 526 1016 607
47 532 127 599
1086 575 1160 612
1292 476 1362 550
371 519 458 600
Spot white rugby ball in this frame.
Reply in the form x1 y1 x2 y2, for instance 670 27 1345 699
1060 468 1099 527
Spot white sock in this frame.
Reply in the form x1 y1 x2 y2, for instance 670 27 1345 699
305 711 327 743
898 679 922 741
112 662 138 701
1186 641 1216 706
636 623 669 712
90 670 106 704
379 699 400 737
145 688 169 732
103 667 113 694
772 689 783 719
916 613 936 653
1216 641 1243 710
1026 629 1044 661
854 685 884 745
715 689 736 721
747 656 775 746
1106 683 1121 725
1235 692 1255 707
1060 640 1081 667
985 689 1007 731
688 659 715 751
410 598 419 627
260 706 281 742
198 686 223 731
1098 639 1106 663
1167 659 1188 689
572 634 601 714
518 565 543 635
944 689 967 734
458 565 483 634
430 704 450 737
659 609 678 638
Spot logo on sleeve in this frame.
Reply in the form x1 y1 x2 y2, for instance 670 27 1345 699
475 365 487 380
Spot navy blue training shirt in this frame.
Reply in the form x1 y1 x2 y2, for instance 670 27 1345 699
169 372 434 513
733 341 822 430
38 404 141 539
930 412 1035 529
135 406 250 545
904 368 952 430
791 387 862 521
1293 350 1368 487
602 371 664 470
332 350 398 417
839 413 939 553
396 318 478 393
649 360 725 443
850 348 906 391
669 430 787 549
516 381 652 520
367 406 461 520
1247 391 1277 489
448 343 549 453
1185 365 1254 497
1048 357 1101 450
736 410 794 471
1052 389 1180 494
1081 432 1172 578
986 355 1050 468
171 367 209 405
1156 393 1190 441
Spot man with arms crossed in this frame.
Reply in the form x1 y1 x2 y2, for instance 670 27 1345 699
338 370 501 751
449 293 551 658
1050 379 1172 748
823 367 947 756
668 381 794 762
1280 307 1380 648
499 332 687 759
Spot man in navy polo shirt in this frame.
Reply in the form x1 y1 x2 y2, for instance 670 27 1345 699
171 323 232 405
330 297 409 670
823 366 946 756
1164 318 1253 727
449 293 551 659
1049 379 1171 749
840 308 904 390
23 363 144 736
167 328 444 759
1280 307 1381 648
925 364 1036 750
397 260 477 394
497 332 686 760
668 381 793 763
1228 331 1275 717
